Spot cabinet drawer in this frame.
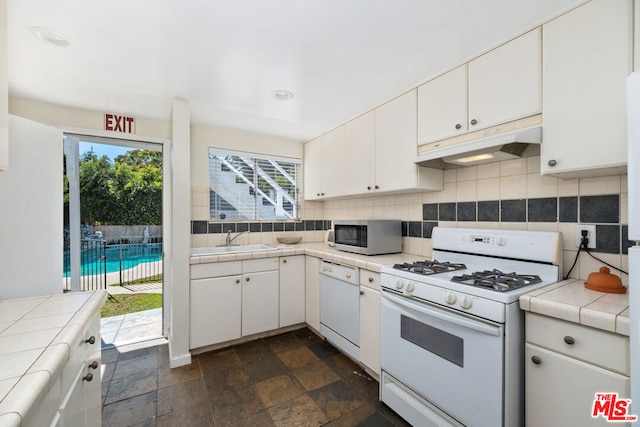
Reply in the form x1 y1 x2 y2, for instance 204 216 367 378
526 313 629 375
243 258 279 273
359 270 381 291
191 261 242 279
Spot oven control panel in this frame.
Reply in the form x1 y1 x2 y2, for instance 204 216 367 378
470 234 507 246
381 274 507 323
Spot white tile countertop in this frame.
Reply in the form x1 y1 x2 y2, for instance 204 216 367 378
190 241 425 272
520 279 629 336
0 290 107 426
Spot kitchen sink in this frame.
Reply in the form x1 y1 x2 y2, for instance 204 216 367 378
191 244 277 256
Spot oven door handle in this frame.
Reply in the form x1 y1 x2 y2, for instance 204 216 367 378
382 292 501 337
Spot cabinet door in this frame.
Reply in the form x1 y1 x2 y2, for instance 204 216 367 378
84 316 101 427
320 126 345 198
526 343 630 427
343 111 375 195
468 28 541 132
303 137 323 200
417 65 468 145
279 256 305 327
59 363 87 427
305 256 320 332
541 0 632 176
190 276 242 348
359 285 381 376
242 270 279 336
374 90 419 192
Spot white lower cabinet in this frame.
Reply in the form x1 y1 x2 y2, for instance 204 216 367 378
190 257 311 349
59 362 94 427
242 269 279 336
526 344 630 427
359 280 381 377
190 275 242 348
525 313 630 427
304 256 321 332
33 311 101 427
279 255 305 327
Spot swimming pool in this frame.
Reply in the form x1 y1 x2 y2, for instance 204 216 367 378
63 244 162 277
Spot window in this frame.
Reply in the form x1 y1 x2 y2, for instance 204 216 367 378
208 149 300 222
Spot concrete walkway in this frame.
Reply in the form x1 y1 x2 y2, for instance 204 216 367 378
101 307 163 349
101 280 164 349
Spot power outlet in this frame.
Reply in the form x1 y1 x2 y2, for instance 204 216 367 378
575 224 596 249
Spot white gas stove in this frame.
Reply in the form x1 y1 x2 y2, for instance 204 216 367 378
380 227 562 427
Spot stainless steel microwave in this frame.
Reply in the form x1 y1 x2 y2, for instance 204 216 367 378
333 220 402 255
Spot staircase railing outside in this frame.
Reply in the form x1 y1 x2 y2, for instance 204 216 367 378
210 154 297 220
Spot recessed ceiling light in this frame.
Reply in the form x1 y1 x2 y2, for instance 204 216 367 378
272 90 294 101
29 26 71 47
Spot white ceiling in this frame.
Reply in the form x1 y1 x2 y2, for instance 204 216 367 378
7 0 584 142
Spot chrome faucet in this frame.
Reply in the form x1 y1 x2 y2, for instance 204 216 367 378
226 230 249 246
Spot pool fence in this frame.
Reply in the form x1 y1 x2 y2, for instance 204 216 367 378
63 236 163 292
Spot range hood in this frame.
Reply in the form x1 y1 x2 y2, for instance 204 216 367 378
415 125 542 169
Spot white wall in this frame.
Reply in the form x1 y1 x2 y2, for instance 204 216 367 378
0 115 62 298
190 123 303 190
168 98 192 368
0 0 8 170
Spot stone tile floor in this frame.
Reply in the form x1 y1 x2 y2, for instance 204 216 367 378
101 327 411 427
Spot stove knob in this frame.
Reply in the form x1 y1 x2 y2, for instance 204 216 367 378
497 237 507 246
395 279 404 290
459 295 473 309
444 291 457 305
406 282 415 293
345 272 351 279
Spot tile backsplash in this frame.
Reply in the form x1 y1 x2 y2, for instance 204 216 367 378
192 156 629 283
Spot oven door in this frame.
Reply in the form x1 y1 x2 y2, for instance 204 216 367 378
381 291 505 427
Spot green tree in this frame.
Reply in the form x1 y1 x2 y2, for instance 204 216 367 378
79 150 116 224
111 150 162 224
77 148 162 225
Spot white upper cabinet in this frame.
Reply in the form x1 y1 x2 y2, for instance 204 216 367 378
304 90 442 200
303 135 323 200
468 27 541 131
541 0 632 177
343 110 375 195
417 65 468 144
303 126 345 200
376 90 428 193
417 28 541 146
319 126 345 199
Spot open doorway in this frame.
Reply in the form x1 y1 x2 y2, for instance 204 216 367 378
63 134 164 348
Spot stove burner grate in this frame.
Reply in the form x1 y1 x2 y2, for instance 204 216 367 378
392 260 466 275
451 269 542 292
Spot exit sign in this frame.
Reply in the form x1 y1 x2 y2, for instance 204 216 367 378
104 113 135 133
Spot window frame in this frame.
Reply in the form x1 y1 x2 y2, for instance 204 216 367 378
208 147 301 223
